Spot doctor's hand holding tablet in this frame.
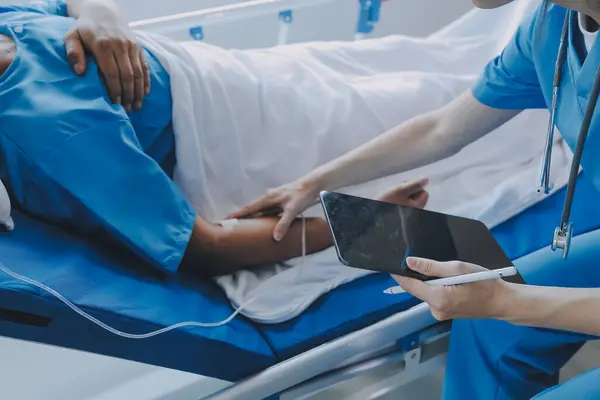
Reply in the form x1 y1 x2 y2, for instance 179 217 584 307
391 258 517 321
318 190 523 322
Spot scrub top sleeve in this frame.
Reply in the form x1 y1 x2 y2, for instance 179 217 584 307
39 119 197 274
472 7 547 110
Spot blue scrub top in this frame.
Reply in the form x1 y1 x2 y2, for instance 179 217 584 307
0 2 196 273
473 4 600 194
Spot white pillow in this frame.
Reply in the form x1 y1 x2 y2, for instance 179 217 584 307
0 179 14 231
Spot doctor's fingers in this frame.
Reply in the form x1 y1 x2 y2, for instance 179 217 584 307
273 208 301 242
407 190 429 209
405 258 484 278
228 189 291 219
393 276 470 321
402 177 430 194
228 198 276 219
393 276 446 308
379 178 429 199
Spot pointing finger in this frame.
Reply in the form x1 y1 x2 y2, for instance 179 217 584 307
406 257 477 278
273 211 297 241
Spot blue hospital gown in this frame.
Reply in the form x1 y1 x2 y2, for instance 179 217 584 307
0 2 196 273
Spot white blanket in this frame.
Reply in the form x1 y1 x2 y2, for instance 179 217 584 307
137 0 574 323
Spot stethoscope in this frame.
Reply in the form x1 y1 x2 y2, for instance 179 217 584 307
540 11 600 260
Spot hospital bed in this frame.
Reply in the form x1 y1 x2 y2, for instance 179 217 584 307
3 1 600 399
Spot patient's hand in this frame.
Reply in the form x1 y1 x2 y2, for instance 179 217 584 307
375 178 429 209
64 2 150 112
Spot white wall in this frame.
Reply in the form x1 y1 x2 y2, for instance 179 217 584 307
0 0 474 48
119 0 473 49
0 1 472 399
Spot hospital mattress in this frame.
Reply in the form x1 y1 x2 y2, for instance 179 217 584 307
1 174 600 382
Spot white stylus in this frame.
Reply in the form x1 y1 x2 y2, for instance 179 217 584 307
383 266 518 294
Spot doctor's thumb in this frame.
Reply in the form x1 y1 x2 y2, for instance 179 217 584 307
65 31 87 76
406 257 438 277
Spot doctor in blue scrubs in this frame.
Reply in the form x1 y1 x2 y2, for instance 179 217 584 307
235 0 600 398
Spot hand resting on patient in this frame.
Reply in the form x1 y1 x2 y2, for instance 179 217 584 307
180 179 429 277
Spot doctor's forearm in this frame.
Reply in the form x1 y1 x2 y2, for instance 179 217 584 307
503 284 600 336
306 90 521 192
64 0 120 18
307 112 446 192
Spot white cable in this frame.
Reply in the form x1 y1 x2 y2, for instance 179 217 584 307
301 214 306 265
0 216 308 338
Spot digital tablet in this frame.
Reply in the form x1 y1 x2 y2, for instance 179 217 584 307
319 191 524 284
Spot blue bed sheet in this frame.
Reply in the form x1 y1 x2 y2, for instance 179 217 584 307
0 210 275 381
257 174 600 360
1 174 600 380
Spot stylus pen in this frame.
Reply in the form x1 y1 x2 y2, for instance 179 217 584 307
383 266 518 294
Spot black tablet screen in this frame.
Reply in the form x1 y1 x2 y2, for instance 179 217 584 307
320 191 523 283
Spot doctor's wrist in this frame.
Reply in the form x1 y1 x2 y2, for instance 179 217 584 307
494 282 535 323
299 174 326 195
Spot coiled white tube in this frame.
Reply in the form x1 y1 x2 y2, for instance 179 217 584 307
0 216 307 338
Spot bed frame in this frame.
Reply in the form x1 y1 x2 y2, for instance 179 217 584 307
207 305 449 399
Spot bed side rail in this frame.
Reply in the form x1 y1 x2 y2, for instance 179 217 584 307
129 0 383 44
204 303 441 400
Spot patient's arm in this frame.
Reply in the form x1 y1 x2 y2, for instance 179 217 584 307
180 216 333 277
181 179 429 277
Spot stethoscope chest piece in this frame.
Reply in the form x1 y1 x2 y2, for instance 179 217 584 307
542 10 600 261
551 222 573 260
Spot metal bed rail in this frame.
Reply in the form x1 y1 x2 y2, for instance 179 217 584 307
204 304 447 400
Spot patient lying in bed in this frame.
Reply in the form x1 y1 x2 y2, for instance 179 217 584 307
0 4 427 278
